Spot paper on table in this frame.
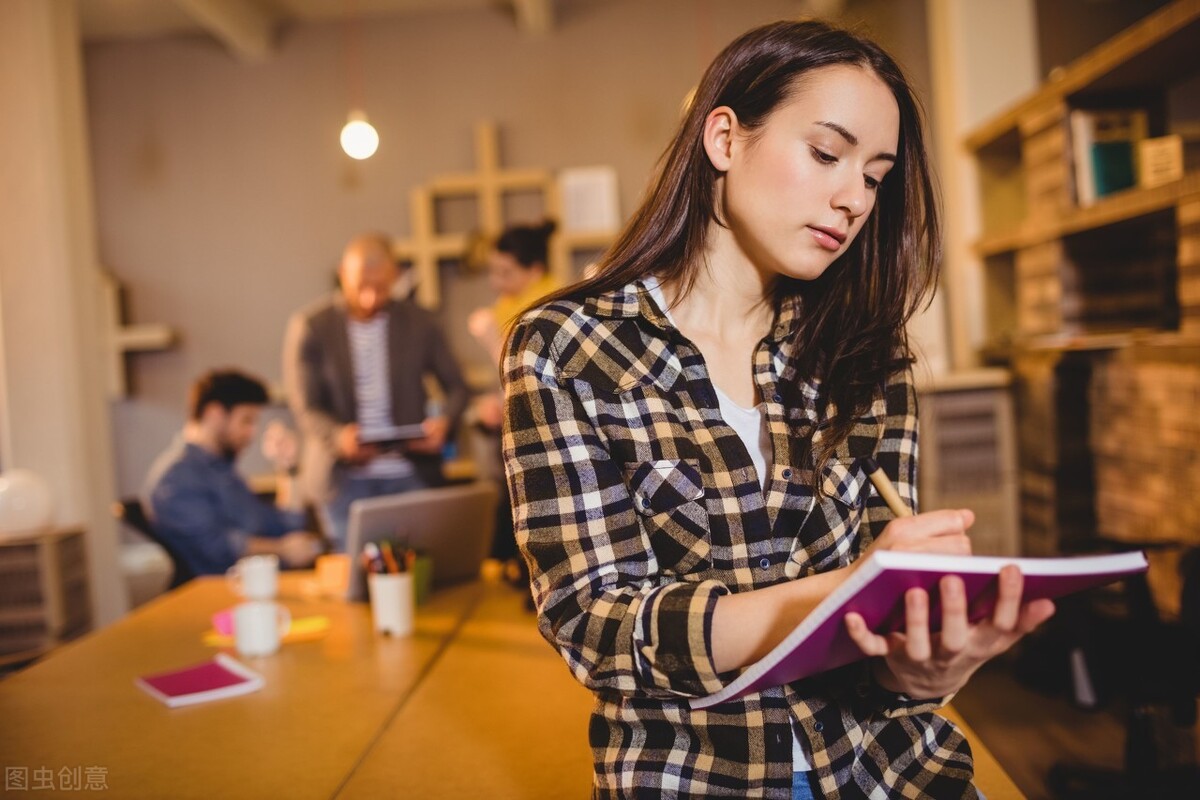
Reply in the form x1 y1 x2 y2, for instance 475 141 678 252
203 614 331 647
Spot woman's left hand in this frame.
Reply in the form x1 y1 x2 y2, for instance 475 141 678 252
844 565 1056 699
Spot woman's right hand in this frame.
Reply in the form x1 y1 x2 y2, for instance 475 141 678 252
863 509 974 560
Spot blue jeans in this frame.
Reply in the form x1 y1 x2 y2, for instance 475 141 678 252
793 771 816 800
321 474 426 551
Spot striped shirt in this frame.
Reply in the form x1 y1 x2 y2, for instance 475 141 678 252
502 280 977 799
347 314 414 479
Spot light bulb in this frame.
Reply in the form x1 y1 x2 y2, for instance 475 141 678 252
340 111 379 160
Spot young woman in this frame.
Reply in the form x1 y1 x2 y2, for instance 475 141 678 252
502 20 1054 799
469 220 561 368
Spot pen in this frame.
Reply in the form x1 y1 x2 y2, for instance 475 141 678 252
363 542 386 573
380 540 401 574
860 456 912 518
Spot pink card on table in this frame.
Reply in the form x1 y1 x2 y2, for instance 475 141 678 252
136 653 264 708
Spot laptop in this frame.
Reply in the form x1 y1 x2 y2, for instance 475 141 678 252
344 481 500 601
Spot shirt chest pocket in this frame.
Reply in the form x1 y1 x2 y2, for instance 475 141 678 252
623 459 711 575
814 458 871 562
792 458 871 576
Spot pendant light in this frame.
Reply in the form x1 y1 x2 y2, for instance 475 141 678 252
340 2 378 160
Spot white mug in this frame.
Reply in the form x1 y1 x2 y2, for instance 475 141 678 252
233 601 291 657
367 573 414 637
226 554 279 600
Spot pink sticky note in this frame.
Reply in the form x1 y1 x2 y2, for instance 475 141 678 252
211 608 234 636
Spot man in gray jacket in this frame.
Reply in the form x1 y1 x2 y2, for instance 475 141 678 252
283 232 469 549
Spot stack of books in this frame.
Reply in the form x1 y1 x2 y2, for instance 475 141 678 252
1012 352 1095 557
1180 200 1200 333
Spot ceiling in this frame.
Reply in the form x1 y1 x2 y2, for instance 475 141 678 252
77 0 554 58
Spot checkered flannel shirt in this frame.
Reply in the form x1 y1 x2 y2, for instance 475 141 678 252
502 280 978 799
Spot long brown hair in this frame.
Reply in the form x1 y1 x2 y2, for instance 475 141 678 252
532 19 940 476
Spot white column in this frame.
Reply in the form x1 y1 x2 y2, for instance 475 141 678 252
0 0 126 623
926 0 1040 368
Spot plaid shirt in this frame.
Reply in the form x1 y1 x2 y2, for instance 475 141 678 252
503 280 978 799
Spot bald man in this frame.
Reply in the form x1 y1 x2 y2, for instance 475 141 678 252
283 233 468 549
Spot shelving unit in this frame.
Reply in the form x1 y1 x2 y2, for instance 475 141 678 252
965 0 1200 560
0 528 92 666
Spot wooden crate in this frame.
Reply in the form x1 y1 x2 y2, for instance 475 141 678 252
1090 349 1200 547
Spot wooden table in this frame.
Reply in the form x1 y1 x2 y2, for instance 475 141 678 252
0 574 485 799
0 573 1022 799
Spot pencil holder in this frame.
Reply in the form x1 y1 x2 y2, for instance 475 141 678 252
367 572 414 637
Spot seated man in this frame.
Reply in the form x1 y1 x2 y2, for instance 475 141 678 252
144 369 323 576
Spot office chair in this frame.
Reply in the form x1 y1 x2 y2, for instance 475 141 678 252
1045 545 1200 799
112 498 195 589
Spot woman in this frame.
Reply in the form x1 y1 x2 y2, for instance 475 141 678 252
502 20 1053 799
469 220 561 369
468 221 561 572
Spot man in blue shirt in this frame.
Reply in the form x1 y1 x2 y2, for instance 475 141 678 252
144 369 323 576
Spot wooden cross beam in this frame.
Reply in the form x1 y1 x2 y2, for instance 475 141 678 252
393 121 553 309
392 120 619 308
101 272 177 399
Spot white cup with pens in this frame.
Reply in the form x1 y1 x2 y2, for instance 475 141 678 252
363 541 415 637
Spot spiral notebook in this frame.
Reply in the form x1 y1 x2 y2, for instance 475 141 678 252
690 550 1147 710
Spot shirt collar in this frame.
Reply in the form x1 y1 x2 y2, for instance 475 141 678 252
182 440 235 469
583 277 803 343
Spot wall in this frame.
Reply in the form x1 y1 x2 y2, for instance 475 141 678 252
0 0 125 624
83 0 936 496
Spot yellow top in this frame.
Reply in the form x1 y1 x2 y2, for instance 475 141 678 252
493 273 561 335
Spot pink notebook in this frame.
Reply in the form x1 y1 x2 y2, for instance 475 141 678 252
136 653 264 708
690 550 1147 710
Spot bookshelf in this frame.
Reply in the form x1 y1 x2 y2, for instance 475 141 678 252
964 0 1200 559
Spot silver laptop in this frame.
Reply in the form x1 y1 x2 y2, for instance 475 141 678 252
344 481 500 601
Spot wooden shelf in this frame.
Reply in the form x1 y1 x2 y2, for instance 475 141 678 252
990 329 1200 358
965 0 1200 151
915 368 1012 393
976 173 1200 256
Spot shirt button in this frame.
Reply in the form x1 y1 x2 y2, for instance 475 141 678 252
782 468 793 480
759 557 770 570
773 392 783 403
640 496 651 509
813 722 824 733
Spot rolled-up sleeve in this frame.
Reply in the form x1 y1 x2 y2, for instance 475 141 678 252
502 317 728 699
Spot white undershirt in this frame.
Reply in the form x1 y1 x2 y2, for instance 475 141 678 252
347 314 413 479
644 277 811 771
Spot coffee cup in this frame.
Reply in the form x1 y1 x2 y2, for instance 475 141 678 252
226 554 279 600
233 601 291 657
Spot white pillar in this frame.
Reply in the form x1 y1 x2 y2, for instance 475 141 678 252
0 0 126 623
926 0 1040 368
